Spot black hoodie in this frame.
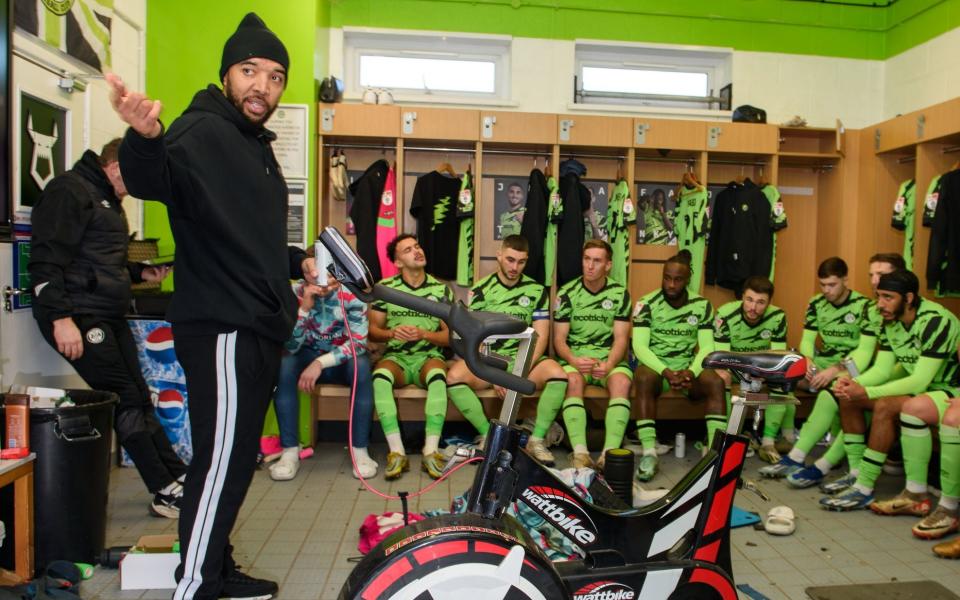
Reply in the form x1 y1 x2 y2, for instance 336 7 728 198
118 84 305 342
30 149 145 323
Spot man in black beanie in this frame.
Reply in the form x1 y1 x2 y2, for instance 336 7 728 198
106 12 315 600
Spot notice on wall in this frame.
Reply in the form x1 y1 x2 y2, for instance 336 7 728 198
287 179 308 249
268 104 308 179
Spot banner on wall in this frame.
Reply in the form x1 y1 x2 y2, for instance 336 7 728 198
15 0 114 71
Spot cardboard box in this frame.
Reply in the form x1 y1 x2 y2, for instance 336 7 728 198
120 534 180 590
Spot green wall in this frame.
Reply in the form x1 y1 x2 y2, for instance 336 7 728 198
329 0 960 60
143 0 319 258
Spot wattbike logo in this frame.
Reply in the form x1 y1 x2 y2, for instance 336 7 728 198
520 486 598 545
572 581 636 600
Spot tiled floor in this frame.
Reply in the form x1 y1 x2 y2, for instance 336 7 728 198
84 444 960 600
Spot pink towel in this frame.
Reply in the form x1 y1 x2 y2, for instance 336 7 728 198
358 511 425 554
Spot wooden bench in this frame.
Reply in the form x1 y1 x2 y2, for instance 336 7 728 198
312 384 814 429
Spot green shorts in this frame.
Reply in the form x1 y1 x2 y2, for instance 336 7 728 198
381 352 443 387
925 389 960 422
561 363 633 387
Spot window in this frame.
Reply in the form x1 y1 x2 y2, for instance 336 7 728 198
344 30 510 101
575 42 732 109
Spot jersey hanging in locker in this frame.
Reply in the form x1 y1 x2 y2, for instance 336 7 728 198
891 179 916 270
377 164 399 279
409 170 463 280
456 169 475 287
606 179 636 284
761 183 788 280
675 182 708 293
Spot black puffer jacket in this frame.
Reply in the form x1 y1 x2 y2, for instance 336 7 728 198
119 85 306 343
29 149 143 323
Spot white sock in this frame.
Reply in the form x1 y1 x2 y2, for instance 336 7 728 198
423 434 440 455
781 428 797 443
814 458 833 475
282 445 300 457
528 436 544 444
386 433 405 455
939 496 959 511
762 436 775 447
573 444 589 455
853 483 873 496
643 448 657 457
352 446 376 465
906 480 928 495
850 467 859 478
159 481 182 496
788 448 806 463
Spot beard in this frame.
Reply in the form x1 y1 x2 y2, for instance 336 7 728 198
224 78 278 126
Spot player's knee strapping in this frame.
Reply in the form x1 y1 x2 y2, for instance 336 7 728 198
448 383 488 436
603 397 631 450
940 425 960 499
373 368 399 435
533 378 567 438
424 368 447 436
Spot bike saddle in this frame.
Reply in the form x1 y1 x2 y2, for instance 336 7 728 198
318 226 535 394
703 350 807 392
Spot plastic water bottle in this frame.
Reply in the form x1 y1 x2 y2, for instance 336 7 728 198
675 432 686 458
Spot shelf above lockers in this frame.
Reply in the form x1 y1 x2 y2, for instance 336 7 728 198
557 114 633 148
705 122 778 154
400 107 480 141
777 126 843 168
480 111 557 145
319 104 401 138
633 118 705 152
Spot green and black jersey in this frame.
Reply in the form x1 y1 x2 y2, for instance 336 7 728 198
714 301 787 352
371 273 453 358
923 175 942 227
877 298 960 393
675 185 709 294
498 207 525 238
554 276 631 360
761 184 788 280
607 179 636 285
468 273 548 355
891 179 916 270
803 290 871 364
633 289 714 371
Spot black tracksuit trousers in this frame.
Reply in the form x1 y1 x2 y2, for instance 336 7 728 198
172 328 281 600
38 315 187 492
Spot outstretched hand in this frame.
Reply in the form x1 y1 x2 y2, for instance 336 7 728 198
106 73 163 139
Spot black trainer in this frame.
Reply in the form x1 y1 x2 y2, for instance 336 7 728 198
219 569 278 600
149 490 182 519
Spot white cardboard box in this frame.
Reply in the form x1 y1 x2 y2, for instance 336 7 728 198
120 534 179 590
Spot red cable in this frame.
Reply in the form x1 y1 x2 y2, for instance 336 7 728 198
338 288 483 501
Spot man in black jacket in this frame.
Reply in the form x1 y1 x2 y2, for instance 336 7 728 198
106 13 316 600
29 139 187 518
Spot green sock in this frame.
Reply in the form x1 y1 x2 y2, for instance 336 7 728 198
780 402 797 436
603 398 631 450
901 413 932 487
724 389 732 415
636 419 657 453
447 383 489 436
706 414 727 447
562 397 588 448
843 432 866 473
763 405 786 440
856 447 887 492
373 369 399 435
940 425 960 499
795 390 838 455
822 432 847 466
424 369 448 438
533 379 567 438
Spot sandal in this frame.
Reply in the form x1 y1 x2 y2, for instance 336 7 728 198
763 505 796 535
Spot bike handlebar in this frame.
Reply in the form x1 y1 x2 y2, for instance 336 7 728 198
318 227 536 395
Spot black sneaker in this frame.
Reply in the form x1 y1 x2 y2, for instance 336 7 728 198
149 490 181 518
219 569 278 600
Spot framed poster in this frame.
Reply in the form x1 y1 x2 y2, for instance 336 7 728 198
493 177 527 240
14 0 112 71
635 182 677 245
14 90 70 218
286 178 308 248
583 180 611 241
267 103 308 179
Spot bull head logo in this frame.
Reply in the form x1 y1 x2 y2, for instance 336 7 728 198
27 112 59 189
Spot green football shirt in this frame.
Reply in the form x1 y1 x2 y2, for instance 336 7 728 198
633 289 714 371
607 179 636 285
468 273 548 355
554 276 631 360
675 185 709 294
761 184 788 280
891 179 916 270
803 290 872 364
499 207 525 238
543 175 562 287
371 273 454 358
923 174 942 227
714 300 787 352
456 170 475 287
877 297 960 392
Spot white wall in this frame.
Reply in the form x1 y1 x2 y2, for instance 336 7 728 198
326 30 886 129
884 26 960 119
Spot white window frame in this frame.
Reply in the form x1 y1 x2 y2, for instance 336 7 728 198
343 28 512 104
574 41 732 110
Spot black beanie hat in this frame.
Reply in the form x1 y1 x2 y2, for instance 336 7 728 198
877 269 919 297
219 13 289 82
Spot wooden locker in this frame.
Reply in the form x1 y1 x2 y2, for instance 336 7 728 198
400 107 480 141
706 123 777 154
557 115 632 148
320 104 400 138
480 111 557 145
634 118 705 152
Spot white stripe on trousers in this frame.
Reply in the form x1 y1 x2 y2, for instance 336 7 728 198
175 331 238 600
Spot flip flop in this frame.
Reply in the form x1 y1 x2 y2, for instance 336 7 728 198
763 505 796 536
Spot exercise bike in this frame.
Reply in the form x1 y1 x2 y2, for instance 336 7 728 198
318 227 807 600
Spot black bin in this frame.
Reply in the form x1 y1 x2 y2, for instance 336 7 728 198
1 390 117 573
